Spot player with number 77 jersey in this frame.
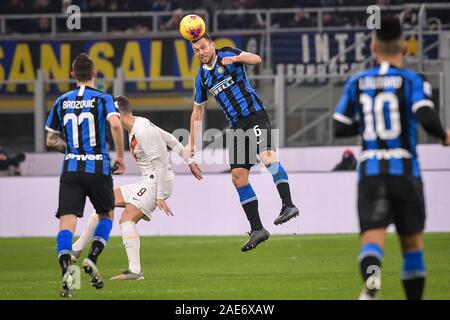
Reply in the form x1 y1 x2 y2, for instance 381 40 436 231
70 95 202 281
45 53 126 297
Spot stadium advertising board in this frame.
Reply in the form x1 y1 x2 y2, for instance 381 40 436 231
0 34 261 95
0 31 438 93
272 30 438 84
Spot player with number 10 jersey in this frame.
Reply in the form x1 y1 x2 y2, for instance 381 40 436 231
333 16 450 300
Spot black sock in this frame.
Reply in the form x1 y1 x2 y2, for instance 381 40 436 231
236 184 263 231
58 254 71 277
360 255 382 296
242 199 263 231
402 277 425 300
267 162 294 207
276 182 294 207
402 251 426 300
87 240 105 264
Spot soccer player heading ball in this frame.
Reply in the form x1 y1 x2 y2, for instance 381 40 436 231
333 16 450 300
188 33 300 252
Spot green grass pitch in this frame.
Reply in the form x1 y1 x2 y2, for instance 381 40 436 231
1 233 449 300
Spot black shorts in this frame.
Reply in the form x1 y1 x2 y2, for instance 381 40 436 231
228 110 275 170
358 175 425 236
56 172 114 218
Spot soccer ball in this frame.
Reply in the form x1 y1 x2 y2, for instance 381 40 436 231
179 14 206 41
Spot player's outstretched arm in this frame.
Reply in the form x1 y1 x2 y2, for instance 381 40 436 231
158 127 185 158
153 155 172 214
154 157 174 216
221 52 262 66
188 160 202 180
139 126 175 214
151 146 174 215
46 132 66 153
189 103 205 155
108 115 125 174
157 127 202 180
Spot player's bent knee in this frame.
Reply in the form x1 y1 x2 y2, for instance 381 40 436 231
259 149 278 166
231 168 249 187
120 204 144 224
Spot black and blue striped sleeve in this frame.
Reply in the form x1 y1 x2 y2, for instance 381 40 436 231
333 78 360 137
409 74 446 141
333 78 357 125
220 47 244 57
194 71 207 105
333 78 359 137
45 99 62 134
411 73 434 113
104 94 120 120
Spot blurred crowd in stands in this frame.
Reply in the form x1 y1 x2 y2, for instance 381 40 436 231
1 0 450 34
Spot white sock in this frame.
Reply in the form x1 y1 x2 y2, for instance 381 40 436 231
120 221 141 274
72 213 99 252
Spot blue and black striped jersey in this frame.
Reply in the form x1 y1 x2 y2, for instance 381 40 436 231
45 85 120 175
194 47 264 127
333 62 435 179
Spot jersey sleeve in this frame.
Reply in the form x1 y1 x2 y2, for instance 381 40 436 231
333 78 357 125
157 127 184 159
220 47 244 57
45 99 62 134
103 94 120 120
415 106 447 141
411 74 434 113
194 72 207 106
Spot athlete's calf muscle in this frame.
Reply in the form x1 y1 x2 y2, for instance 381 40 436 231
361 228 386 248
59 214 77 233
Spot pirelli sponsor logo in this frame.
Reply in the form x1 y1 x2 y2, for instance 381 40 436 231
209 76 234 97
